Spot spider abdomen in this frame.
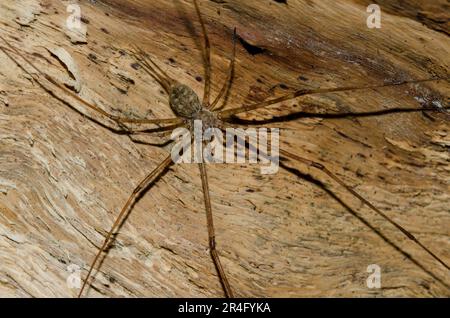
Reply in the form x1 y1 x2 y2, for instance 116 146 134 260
169 84 203 118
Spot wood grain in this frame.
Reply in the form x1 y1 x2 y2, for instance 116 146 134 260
0 0 449 297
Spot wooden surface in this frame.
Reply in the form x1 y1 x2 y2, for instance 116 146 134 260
0 0 449 297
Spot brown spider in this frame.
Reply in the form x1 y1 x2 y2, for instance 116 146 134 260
0 0 448 297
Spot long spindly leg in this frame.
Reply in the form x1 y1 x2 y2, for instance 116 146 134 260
120 122 187 139
279 148 450 271
131 45 176 94
218 77 450 119
210 28 237 111
193 0 212 106
0 36 181 128
198 162 234 298
127 123 182 146
78 154 174 297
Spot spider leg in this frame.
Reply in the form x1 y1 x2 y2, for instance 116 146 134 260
127 123 183 146
198 162 234 298
78 154 173 297
193 0 212 106
118 123 185 148
0 36 180 129
279 149 449 271
218 77 450 119
128 135 174 147
125 122 186 136
130 45 176 93
210 28 237 111
133 45 173 84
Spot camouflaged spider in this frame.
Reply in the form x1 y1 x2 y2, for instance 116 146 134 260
0 0 448 298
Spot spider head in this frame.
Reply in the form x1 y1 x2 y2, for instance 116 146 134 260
169 84 203 118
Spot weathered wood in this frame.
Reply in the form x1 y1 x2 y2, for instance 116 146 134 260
0 0 449 297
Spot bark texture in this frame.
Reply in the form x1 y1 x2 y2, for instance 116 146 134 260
0 0 449 297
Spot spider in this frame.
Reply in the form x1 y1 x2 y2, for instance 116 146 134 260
0 0 449 297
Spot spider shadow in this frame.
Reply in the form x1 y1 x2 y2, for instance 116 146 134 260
229 106 450 126
279 162 450 291
86 159 450 295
